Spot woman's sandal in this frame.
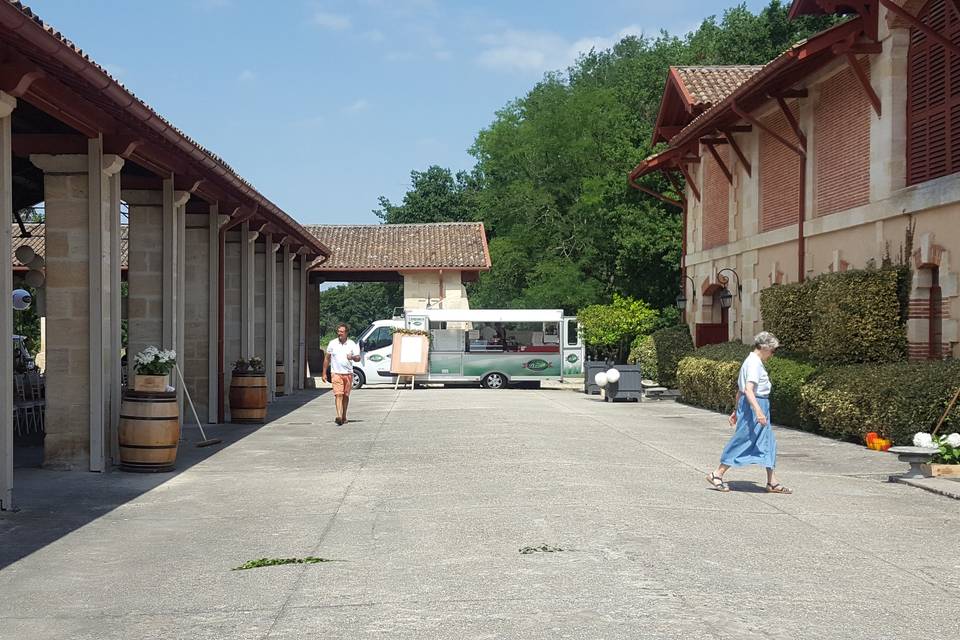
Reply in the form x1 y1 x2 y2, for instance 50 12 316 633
766 483 793 494
706 472 730 492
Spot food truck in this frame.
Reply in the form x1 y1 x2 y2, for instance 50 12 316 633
353 309 583 389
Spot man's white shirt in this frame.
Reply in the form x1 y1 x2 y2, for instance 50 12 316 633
327 339 359 375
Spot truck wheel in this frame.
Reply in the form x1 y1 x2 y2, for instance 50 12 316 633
352 368 365 389
482 372 506 389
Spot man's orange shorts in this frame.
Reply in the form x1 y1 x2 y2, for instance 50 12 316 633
331 373 353 396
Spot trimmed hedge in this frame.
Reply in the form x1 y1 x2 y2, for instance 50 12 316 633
759 281 817 355
627 334 658 382
800 360 960 445
809 269 907 364
676 343 816 429
650 325 694 388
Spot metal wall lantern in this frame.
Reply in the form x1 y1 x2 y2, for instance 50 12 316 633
716 268 741 310
676 275 696 310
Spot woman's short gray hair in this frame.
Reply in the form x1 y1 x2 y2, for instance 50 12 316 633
753 331 780 351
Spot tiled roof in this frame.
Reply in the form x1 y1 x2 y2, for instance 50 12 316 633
1 1 328 257
12 223 129 268
305 223 491 271
674 66 764 108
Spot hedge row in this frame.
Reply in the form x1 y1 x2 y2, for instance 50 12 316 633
627 324 693 387
759 267 908 364
677 346 960 444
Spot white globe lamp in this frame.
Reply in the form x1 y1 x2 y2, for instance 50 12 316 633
594 371 608 388
606 368 621 384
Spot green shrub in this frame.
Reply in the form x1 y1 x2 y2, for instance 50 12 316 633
627 334 658 381
677 357 741 413
800 360 960 445
579 295 658 361
760 281 817 354
650 325 693 388
677 343 816 429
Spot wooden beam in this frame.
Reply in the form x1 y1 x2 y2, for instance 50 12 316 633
657 125 683 139
846 53 881 117
0 62 44 97
950 0 960 22
678 163 701 202
633 183 683 209
771 88 808 99
679 155 701 163
699 137 729 145
775 97 807 149
880 0 960 59
11 133 86 155
103 135 144 158
704 142 734 186
722 129 752 177
724 125 752 133
732 102 806 157
663 169 686 206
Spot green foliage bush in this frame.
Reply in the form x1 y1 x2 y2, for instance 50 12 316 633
677 343 816 429
579 295 658 361
759 281 817 354
627 335 658 381
649 325 693 387
808 269 907 364
800 360 960 445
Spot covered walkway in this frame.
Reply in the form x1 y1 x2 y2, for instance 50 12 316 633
0 389 954 638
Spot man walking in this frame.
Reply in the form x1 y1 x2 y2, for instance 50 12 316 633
321 323 361 425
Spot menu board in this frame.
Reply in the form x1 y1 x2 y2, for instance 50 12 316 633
389 333 429 375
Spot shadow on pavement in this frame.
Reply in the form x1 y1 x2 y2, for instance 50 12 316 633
0 389 325 570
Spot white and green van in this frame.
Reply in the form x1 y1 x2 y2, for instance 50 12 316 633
352 309 583 389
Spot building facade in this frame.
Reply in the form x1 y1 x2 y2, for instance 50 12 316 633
632 0 959 359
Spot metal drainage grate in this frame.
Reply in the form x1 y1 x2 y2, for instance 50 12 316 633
519 544 564 554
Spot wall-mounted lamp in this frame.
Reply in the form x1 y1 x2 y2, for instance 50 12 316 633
676 275 696 310
716 268 741 310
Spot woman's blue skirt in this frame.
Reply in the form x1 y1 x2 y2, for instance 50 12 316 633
720 396 777 469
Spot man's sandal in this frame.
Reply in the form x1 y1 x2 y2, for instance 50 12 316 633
706 472 730 492
766 483 793 494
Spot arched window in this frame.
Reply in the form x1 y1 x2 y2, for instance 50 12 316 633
906 0 960 185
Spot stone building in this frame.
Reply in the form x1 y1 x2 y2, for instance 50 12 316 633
0 2 329 509
630 0 959 359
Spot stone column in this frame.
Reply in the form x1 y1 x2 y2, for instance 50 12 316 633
108 164 122 466
283 244 294 395
305 274 322 380
32 147 121 470
265 234 278 401
0 92 14 508
298 254 307 389
240 220 253 359
207 203 220 423
87 138 123 472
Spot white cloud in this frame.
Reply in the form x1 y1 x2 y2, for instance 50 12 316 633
237 69 257 83
433 50 452 61
343 98 371 113
362 29 385 43
477 25 645 74
313 11 351 30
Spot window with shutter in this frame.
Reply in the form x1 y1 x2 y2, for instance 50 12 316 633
907 0 960 185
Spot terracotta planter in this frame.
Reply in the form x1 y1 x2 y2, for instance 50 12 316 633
134 374 169 393
921 463 960 478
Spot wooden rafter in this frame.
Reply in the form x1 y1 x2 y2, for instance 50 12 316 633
721 129 752 177
662 169 686 206
732 102 806 157
880 0 960 59
846 53 881 117
632 182 683 209
704 142 734 186
950 0 960 22
678 162 701 202
776 96 807 149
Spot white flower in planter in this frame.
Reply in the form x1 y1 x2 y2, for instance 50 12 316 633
946 433 960 448
913 432 936 448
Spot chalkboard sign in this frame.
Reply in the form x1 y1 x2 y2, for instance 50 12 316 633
389 333 429 375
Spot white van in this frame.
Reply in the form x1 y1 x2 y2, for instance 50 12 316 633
351 309 583 389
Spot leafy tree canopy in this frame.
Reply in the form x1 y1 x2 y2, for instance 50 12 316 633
316 282 403 345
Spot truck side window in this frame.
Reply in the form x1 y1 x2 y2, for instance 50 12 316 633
366 327 392 351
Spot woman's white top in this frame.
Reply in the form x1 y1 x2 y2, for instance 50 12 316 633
738 351 771 397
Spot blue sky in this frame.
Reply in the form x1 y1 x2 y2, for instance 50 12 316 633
28 0 772 225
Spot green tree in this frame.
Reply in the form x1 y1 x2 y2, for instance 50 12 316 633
315 282 403 344
374 165 479 224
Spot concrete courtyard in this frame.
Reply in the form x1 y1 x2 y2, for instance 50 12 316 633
0 386 956 639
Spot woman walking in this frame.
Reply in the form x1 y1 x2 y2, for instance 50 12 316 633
706 331 792 494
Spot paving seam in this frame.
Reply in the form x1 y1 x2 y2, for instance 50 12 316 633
535 390 960 602
260 390 402 640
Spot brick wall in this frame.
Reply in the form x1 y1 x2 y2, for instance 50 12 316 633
702 147 729 249
759 102 801 232
815 65 871 216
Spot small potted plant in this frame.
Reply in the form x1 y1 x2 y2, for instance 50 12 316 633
248 356 264 373
232 358 250 374
915 431 960 477
133 346 176 393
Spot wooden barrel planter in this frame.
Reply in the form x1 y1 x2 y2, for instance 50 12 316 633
275 363 286 396
230 371 268 423
119 391 180 473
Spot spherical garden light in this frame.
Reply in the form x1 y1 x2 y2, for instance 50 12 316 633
594 371 608 388
605 368 621 384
